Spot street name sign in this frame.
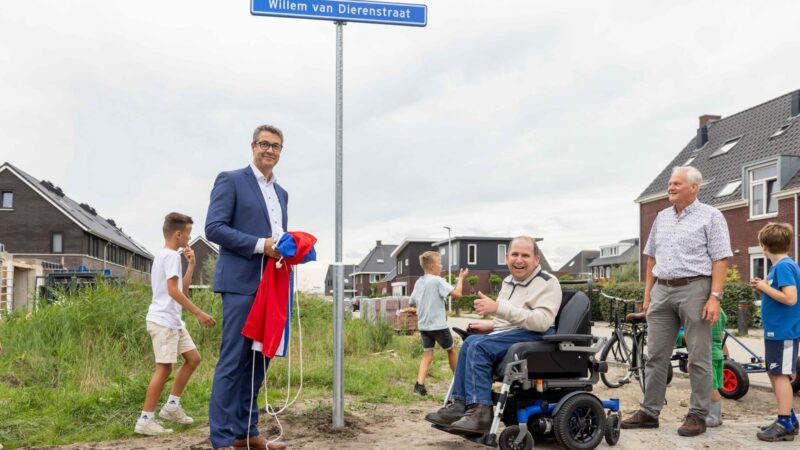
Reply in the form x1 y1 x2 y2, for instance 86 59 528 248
251 0 427 27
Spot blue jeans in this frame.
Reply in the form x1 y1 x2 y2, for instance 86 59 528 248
209 292 270 448
451 327 554 406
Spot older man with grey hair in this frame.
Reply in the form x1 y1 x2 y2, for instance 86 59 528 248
622 166 732 437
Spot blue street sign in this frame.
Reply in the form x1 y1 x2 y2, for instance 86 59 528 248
251 0 427 27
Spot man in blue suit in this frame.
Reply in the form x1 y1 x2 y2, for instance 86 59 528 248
206 124 289 450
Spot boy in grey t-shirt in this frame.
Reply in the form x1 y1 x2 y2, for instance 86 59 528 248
409 251 467 395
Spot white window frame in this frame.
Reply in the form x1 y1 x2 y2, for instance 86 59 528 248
750 253 773 279
710 137 741 157
749 164 778 219
452 246 459 268
1 191 12 209
52 232 63 253
715 180 741 198
468 244 477 265
497 244 506 265
397 260 402 275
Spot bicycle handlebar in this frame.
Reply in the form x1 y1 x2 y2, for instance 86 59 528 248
599 292 637 303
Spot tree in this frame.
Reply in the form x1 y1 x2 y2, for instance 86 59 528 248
467 275 479 294
611 262 638 283
489 274 502 295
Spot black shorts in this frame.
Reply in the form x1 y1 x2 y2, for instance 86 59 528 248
420 328 453 352
765 338 799 375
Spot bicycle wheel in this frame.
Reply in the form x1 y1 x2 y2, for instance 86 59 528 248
600 332 635 388
632 332 648 394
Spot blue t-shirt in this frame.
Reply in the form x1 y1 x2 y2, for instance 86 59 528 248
409 274 453 331
761 257 800 340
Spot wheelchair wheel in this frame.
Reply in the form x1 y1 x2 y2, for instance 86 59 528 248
553 395 606 450
599 332 634 388
719 360 749 399
604 412 620 446
498 425 533 450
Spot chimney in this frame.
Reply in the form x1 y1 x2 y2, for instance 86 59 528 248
699 114 721 129
376 240 382 247
792 90 800 117
696 114 721 147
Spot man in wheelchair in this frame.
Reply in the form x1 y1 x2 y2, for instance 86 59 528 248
426 236 560 432
425 236 620 449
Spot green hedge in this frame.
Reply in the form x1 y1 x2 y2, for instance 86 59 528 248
581 281 759 327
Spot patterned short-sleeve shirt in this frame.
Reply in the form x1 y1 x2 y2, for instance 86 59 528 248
643 199 732 279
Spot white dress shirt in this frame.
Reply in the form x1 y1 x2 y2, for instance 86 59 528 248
250 163 284 254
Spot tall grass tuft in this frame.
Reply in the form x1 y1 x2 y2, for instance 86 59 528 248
0 283 436 448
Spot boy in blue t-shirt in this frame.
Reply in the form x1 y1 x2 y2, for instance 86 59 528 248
750 222 800 442
409 251 467 396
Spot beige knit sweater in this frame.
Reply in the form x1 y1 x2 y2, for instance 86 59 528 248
493 267 562 333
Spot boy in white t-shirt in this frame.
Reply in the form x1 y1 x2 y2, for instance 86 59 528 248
135 213 217 436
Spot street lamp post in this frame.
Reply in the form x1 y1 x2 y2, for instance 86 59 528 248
443 226 452 313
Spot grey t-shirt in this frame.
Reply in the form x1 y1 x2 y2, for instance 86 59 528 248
409 274 453 331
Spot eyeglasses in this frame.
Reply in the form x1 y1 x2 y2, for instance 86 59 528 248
255 140 283 151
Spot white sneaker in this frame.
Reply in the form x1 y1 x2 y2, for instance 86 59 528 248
159 404 194 424
134 418 173 436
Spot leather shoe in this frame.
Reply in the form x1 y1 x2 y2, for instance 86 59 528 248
677 413 706 437
425 399 466 426
233 435 287 450
620 409 659 429
448 404 493 434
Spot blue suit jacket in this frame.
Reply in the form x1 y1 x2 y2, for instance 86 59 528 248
205 166 289 295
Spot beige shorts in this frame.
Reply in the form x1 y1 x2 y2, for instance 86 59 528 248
146 321 196 364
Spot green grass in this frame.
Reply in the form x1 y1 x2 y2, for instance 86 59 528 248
0 284 451 449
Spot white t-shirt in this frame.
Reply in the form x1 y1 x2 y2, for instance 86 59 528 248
146 248 185 329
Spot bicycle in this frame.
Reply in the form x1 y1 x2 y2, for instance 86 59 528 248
598 292 650 393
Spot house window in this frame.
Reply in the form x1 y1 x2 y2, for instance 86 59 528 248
771 123 791 138
405 258 409 266
750 254 773 279
451 246 459 268
468 244 477 265
397 260 402 275
51 232 63 253
710 137 741 157
376 258 384 263
497 244 507 265
715 180 741 198
750 164 778 218
1 191 12 209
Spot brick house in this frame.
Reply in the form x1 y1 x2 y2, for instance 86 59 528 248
387 238 437 296
636 90 800 281
431 236 552 295
0 162 153 279
188 235 218 286
350 241 397 297
324 263 357 298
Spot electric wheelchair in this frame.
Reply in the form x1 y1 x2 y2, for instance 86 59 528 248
432 289 621 450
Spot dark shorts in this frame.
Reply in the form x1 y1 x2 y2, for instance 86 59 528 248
764 338 799 375
420 328 453 352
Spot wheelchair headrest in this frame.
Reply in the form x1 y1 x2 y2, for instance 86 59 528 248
554 290 591 335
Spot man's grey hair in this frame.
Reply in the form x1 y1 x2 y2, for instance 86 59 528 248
252 124 284 144
672 166 703 186
509 236 539 257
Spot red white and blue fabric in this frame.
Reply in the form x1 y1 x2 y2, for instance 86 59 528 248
241 231 317 358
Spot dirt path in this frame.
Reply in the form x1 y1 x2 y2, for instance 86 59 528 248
21 376 799 450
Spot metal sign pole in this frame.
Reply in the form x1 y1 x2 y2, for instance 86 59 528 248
332 19 345 429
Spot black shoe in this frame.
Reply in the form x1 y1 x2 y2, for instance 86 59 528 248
413 382 427 396
757 422 796 442
425 399 466 426
448 404 493 434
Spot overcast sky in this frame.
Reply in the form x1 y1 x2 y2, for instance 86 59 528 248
2 1 800 289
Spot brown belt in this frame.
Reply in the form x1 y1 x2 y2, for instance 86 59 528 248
655 275 709 286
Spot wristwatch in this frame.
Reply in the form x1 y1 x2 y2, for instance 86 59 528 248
710 291 723 301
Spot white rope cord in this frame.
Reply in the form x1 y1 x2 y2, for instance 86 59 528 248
246 254 304 448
